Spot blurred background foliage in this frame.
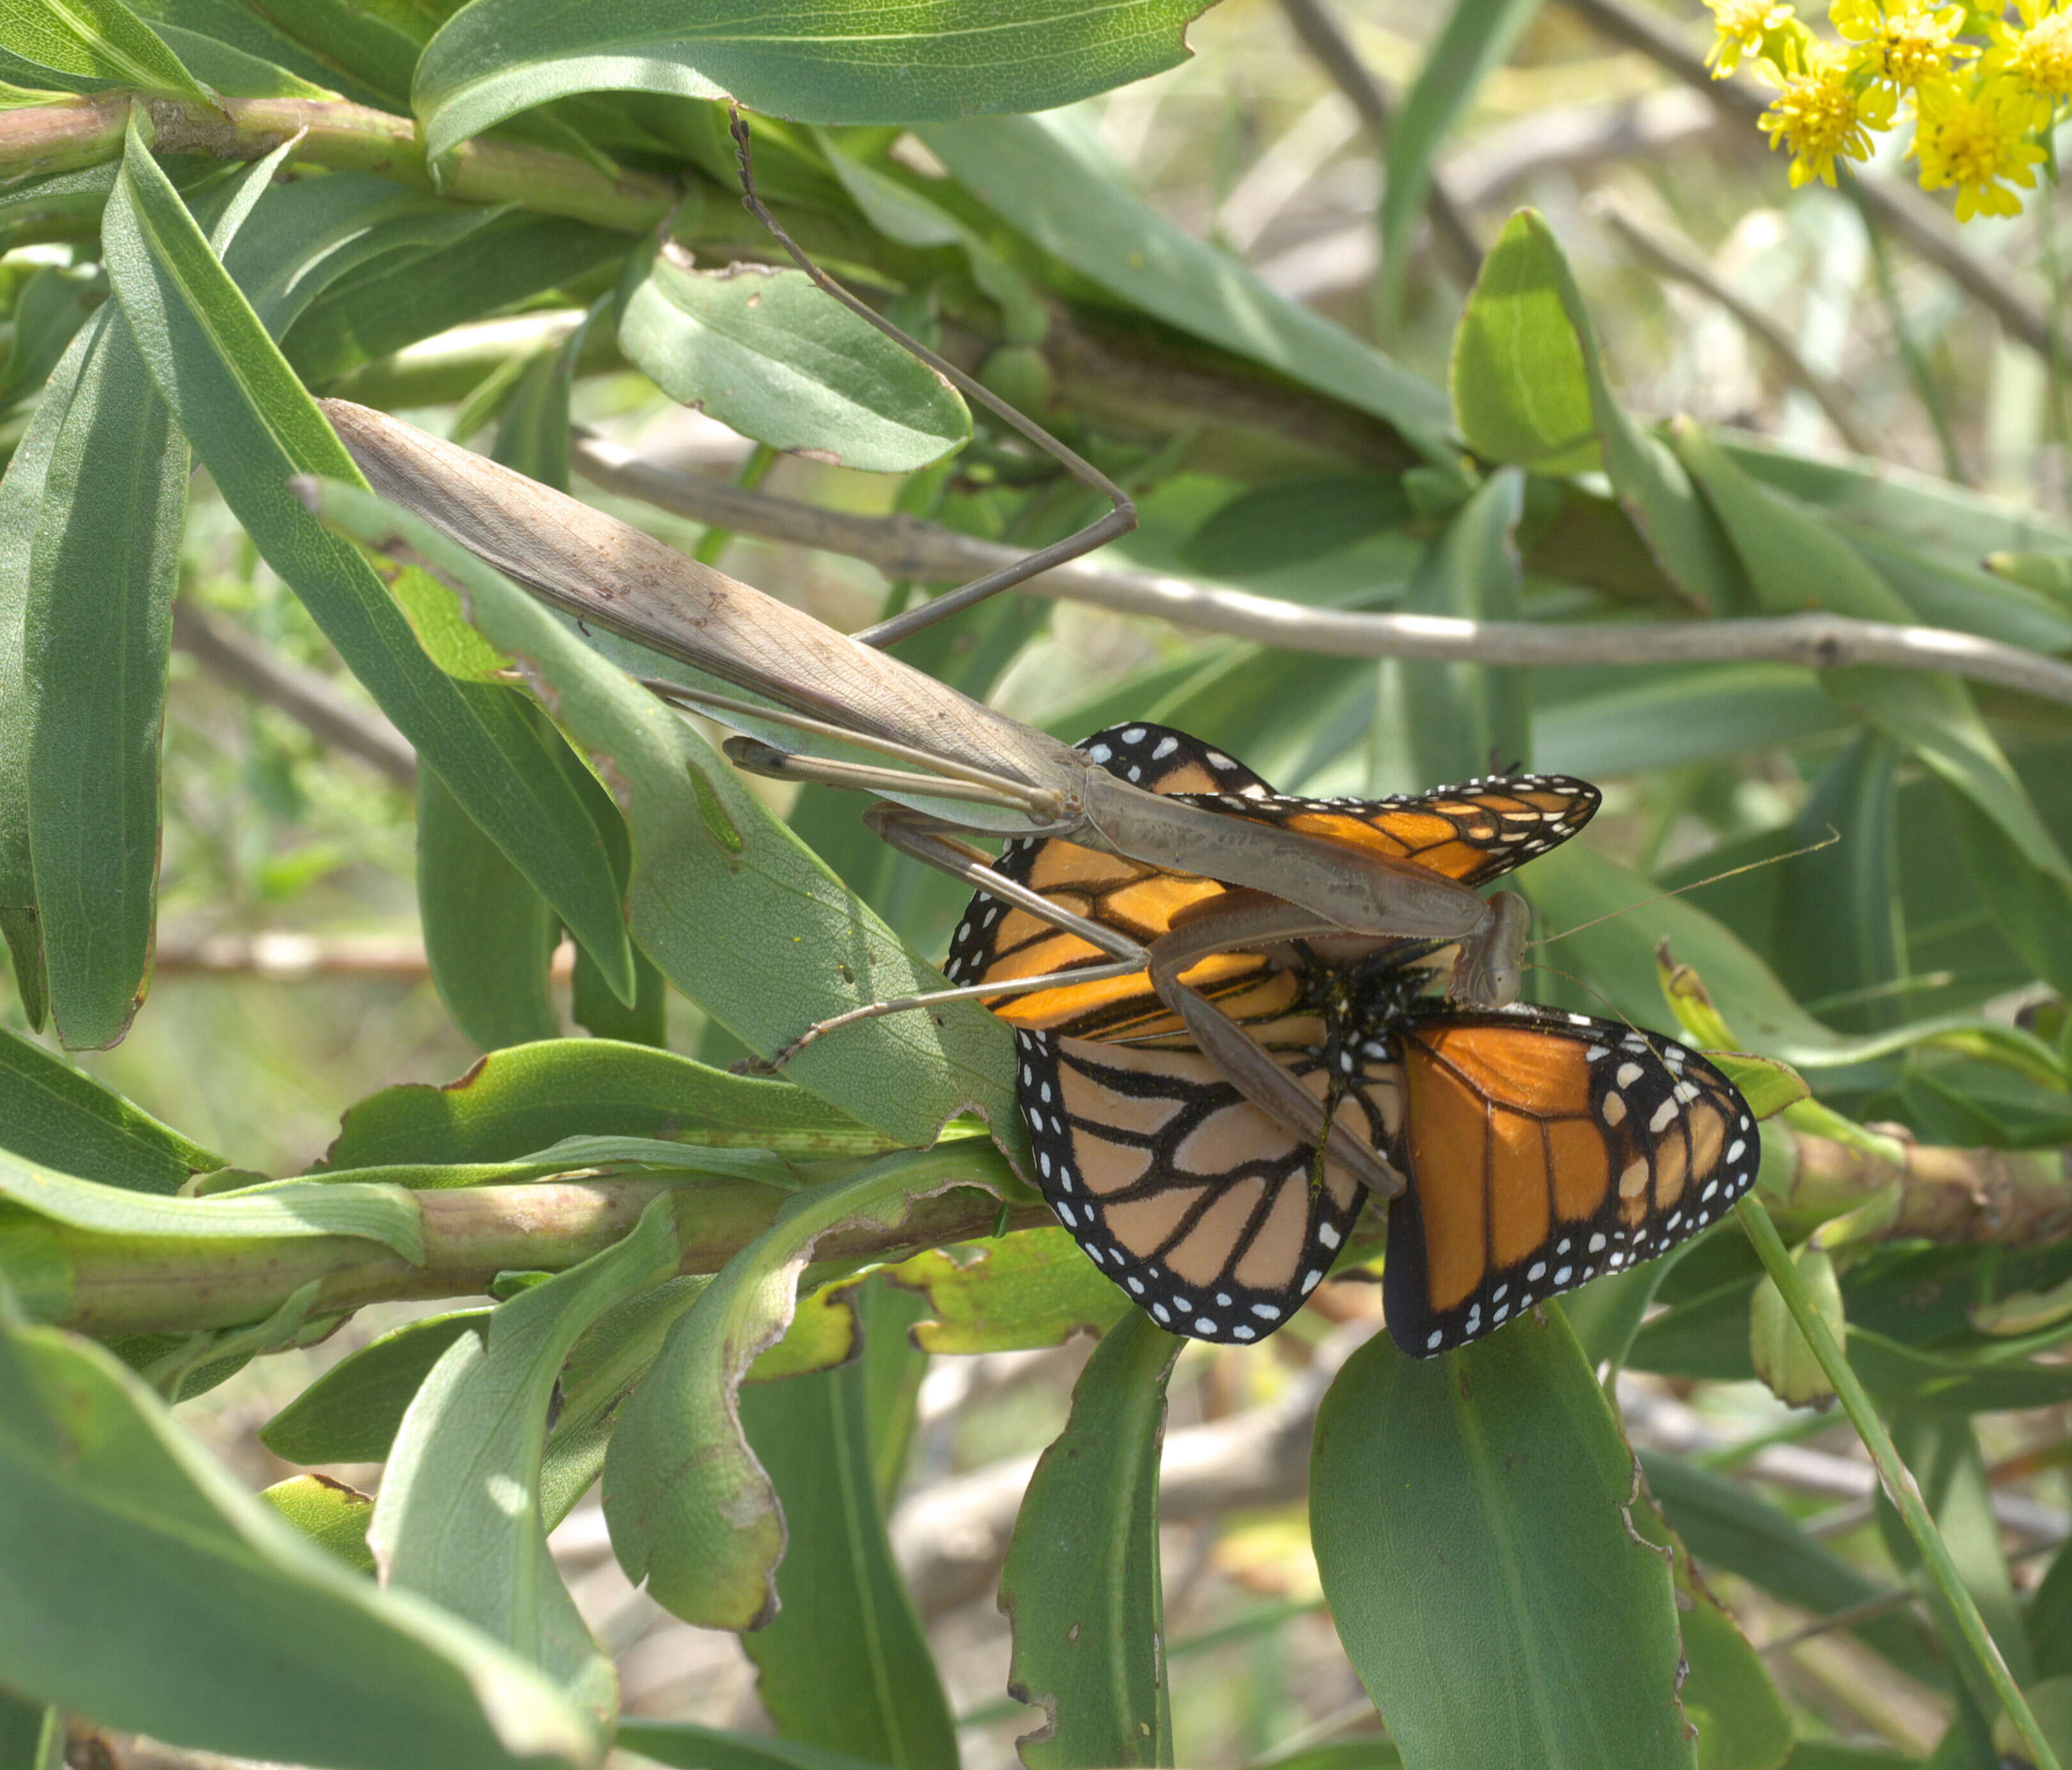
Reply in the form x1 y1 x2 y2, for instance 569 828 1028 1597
9 0 2072 1765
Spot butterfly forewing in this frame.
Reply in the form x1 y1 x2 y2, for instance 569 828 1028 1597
945 720 1601 1039
1012 1026 1382 1342
1378 1007 1759 1356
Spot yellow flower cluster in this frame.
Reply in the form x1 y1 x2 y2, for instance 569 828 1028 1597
1705 0 2060 221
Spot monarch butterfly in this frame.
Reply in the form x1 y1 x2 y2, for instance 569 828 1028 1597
947 724 1758 1356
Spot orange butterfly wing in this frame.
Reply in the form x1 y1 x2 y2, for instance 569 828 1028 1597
945 722 1601 1043
1379 1008 1759 1354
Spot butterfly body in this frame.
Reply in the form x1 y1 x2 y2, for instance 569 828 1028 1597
949 723 1758 1358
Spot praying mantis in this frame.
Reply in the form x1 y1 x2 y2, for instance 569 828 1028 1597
314 119 1560 1197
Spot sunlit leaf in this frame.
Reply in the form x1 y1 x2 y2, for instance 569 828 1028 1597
416 0 1217 158
620 252 970 473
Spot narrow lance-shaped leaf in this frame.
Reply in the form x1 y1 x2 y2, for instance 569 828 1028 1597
0 309 106 1031
737 1276 957 1769
1000 1310 1180 1769
918 111 1456 463
23 290 187 1049
417 767 563 1053
0 1295 595 1770
321 1038 895 1171
1312 1314 1695 1770
1371 466 1528 794
97 114 639 1007
1774 732 1905 1032
1675 421 2069 881
0 0 209 98
414 0 1217 159
601 1146 1016 1630
373 1194 685 1717
0 1021 225 1192
1376 0 1543 322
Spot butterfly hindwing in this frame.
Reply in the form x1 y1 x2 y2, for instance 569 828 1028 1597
1014 1024 1376 1342
1380 1007 1759 1356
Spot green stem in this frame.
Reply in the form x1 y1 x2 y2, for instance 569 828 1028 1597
0 92 681 232
37 1171 1046 1337
692 442 779 567
1735 1195 2060 1770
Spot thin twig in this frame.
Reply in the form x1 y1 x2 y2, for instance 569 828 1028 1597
1274 0 1483 287
571 428 2072 708
1560 0 2072 362
1590 193 1880 456
171 602 416 786
1447 88 1722 210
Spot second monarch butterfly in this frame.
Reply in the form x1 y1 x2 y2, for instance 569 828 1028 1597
948 725 1759 1356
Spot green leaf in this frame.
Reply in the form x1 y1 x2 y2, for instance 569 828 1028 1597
1312 1315 1693 1770
374 1195 684 1715
0 0 209 97
22 293 186 1050
621 252 971 475
1774 733 1905 1033
304 477 1015 1142
737 1278 957 1769
0 303 102 1034
817 128 1048 345
1875 1415 2032 1694
261 1307 491 1465
1451 209 1599 473
1177 474 1412 578
1948 792 2072 998
285 211 625 386
0 261 101 412
1848 1327 2072 1416
882 1225 1130 1353
99 117 639 1003
149 18 336 95
323 1039 893 1169
1521 212 1739 609
1639 1450 1943 1685
1371 465 1528 792
1533 663 1845 781
1378 0 1544 321
0 1021 225 1190
1525 841 2039 1073
617 1723 899 1770
601 1145 1014 1630
415 0 1215 158
259 1473 377 1573
2030 1535 2072 1681
0 1149 422 1260
418 767 564 1052
1000 1310 1180 1769
0 1687 63 1770
1626 1489 1792 1770
917 112 1455 462
0 1304 594 1768
1674 423 2068 880
121 0 388 103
